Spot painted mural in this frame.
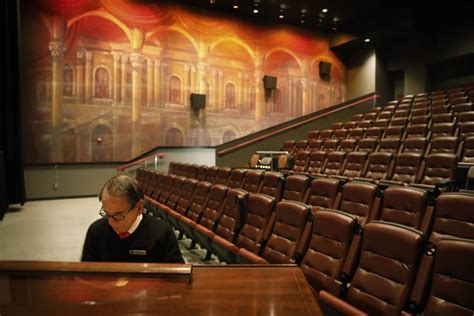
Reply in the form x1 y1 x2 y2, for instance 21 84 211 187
21 0 346 163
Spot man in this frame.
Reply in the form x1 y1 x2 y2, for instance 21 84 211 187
81 174 184 263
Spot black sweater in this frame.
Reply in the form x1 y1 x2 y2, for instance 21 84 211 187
81 215 184 263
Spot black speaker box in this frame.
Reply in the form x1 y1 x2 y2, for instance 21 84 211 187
319 61 332 76
263 75 277 90
190 93 206 109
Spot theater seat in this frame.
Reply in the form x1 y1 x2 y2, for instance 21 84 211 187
378 186 433 235
227 169 246 188
300 209 357 294
360 152 394 183
461 136 474 162
258 172 284 201
307 151 327 175
242 170 263 193
322 151 347 176
382 152 423 185
214 167 231 185
338 181 381 225
420 238 474 316
166 178 198 230
281 174 310 203
307 178 341 210
319 221 424 316
237 200 311 264
291 150 310 173
411 153 457 193
228 193 275 262
205 166 219 183
338 152 368 179
196 165 208 181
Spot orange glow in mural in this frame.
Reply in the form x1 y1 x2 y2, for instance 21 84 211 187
21 0 346 163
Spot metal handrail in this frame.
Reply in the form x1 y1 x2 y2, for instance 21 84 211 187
117 153 166 171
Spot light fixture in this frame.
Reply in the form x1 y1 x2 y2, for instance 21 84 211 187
364 38 371 42
253 9 259 13
279 14 284 19
322 8 328 13
233 4 238 9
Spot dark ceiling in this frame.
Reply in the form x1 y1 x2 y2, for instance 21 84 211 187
164 0 474 37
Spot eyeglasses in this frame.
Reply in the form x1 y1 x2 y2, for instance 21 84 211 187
99 204 135 221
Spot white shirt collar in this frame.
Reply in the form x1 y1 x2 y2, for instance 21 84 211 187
128 213 143 235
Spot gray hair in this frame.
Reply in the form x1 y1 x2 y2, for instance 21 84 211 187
99 174 144 205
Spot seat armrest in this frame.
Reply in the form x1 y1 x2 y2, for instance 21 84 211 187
319 291 368 316
434 179 455 190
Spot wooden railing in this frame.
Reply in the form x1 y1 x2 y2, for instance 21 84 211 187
217 94 380 157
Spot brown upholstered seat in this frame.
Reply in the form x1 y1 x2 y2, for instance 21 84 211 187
307 178 341 210
166 178 198 228
320 129 334 140
422 238 474 315
281 174 310 203
461 136 474 162
400 137 428 155
238 200 311 264
307 130 320 140
319 221 424 316
413 153 457 190
334 129 349 140
307 139 323 152
205 166 219 183
214 167 232 185
165 175 186 210
176 180 211 239
340 152 368 179
379 186 432 235
293 139 309 155
356 139 377 153
258 172 284 201
364 127 383 140
405 124 429 139
431 122 457 138
322 151 347 176
357 120 373 129
384 152 423 185
300 209 357 294
429 136 461 157
339 139 358 153
376 111 392 120
229 193 275 262
242 170 263 193
322 139 340 152
361 152 394 183
291 150 310 173
338 181 381 225
377 137 401 154
158 174 177 204
307 151 327 175
227 169 246 188
196 165 208 181
347 128 365 140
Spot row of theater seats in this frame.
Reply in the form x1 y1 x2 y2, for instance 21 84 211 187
135 166 474 315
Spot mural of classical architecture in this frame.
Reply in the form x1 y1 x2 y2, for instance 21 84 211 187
21 0 346 163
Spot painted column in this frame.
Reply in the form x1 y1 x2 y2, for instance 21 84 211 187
76 49 85 102
121 55 128 105
254 69 264 121
48 39 64 162
153 59 160 107
183 64 190 106
147 58 154 107
302 78 309 114
130 53 144 157
84 51 93 101
112 52 121 105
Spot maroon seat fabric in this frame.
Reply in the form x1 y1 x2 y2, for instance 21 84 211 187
258 172 284 201
300 209 357 294
387 152 423 184
307 178 341 210
340 152 368 179
307 151 327 175
281 174 310 203
362 152 394 182
291 151 310 173
205 166 219 183
214 167 231 185
227 169 246 188
196 165 208 181
338 181 380 225
462 136 474 162
242 170 263 193
322 151 347 176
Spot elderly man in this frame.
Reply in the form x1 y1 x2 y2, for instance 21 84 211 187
81 174 184 263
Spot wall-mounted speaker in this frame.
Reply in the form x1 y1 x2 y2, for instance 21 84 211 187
263 75 277 90
319 61 332 77
190 93 206 109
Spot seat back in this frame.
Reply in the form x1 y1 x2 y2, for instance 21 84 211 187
292 150 310 172
294 139 309 154
262 201 311 264
363 152 394 181
307 139 323 152
307 130 320 140
380 186 431 234
197 184 228 230
227 169 246 188
347 128 365 140
214 188 249 242
281 140 296 155
320 129 334 140
402 137 428 154
347 222 424 316
307 178 341 209
429 136 460 156
165 176 186 209
322 151 347 176
357 138 377 153
236 193 275 255
242 170 263 193
364 127 383 140
186 181 212 223
462 136 474 162
158 174 177 204
334 129 348 140
339 139 358 152
322 139 340 152
196 165 208 181
215 167 232 185
175 178 198 215
281 174 310 203
423 238 474 315
419 153 457 185
390 152 423 184
307 151 327 175
377 137 401 153
430 192 474 242
205 166 219 183
300 209 357 293
339 181 380 225
405 124 428 138
341 152 368 178
258 172 284 201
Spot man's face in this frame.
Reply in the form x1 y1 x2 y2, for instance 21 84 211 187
101 190 142 233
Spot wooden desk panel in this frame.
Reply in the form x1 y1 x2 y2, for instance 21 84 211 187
0 262 321 315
